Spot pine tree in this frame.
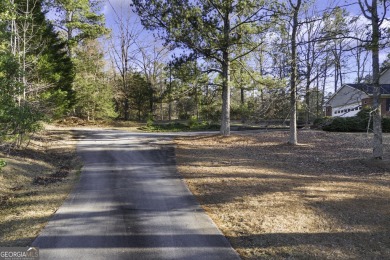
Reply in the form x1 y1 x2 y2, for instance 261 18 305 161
73 39 116 120
132 0 273 136
0 0 74 146
47 0 109 57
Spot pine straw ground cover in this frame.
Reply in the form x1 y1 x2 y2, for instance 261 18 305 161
0 127 82 246
175 130 390 259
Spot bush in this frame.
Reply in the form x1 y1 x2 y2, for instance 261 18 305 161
356 107 371 121
187 116 199 128
312 117 332 129
0 159 6 171
231 104 252 122
322 108 390 133
383 118 390 133
200 106 221 123
0 102 43 147
323 117 348 132
322 117 366 132
146 114 154 127
345 117 366 132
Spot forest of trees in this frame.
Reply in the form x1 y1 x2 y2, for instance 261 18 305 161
0 0 389 155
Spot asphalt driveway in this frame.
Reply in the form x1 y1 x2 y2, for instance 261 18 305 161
32 129 240 260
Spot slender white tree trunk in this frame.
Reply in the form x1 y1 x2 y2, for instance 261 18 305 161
288 0 301 145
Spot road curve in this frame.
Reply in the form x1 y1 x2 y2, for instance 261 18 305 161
32 129 240 260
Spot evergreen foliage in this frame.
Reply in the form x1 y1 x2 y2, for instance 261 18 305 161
73 39 116 120
322 108 390 133
132 0 273 135
0 0 74 147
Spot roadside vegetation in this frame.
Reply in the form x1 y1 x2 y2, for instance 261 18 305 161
0 128 81 246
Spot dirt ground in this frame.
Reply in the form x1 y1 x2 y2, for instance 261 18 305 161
0 127 82 246
175 130 390 259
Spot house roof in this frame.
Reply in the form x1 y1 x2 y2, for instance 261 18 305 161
325 83 390 106
346 84 390 95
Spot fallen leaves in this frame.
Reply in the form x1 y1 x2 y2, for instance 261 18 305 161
176 130 390 259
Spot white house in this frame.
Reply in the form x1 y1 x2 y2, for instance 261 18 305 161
325 69 390 117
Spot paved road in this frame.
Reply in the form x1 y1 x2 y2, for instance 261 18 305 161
32 129 240 260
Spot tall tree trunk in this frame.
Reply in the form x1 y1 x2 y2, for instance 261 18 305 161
370 0 383 159
221 52 231 136
338 42 343 87
168 63 172 121
240 87 245 105
220 11 231 136
316 68 320 118
322 55 329 110
305 74 310 126
66 11 74 57
149 84 154 115
124 98 129 121
305 28 312 126
288 0 301 145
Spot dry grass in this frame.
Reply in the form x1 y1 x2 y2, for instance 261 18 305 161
0 127 82 246
175 130 390 259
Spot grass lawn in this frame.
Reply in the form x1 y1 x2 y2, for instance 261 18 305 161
175 130 390 259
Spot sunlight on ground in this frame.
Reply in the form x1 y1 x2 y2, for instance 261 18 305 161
176 130 390 259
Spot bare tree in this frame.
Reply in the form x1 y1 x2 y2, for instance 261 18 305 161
108 2 142 120
134 40 170 120
287 0 302 145
358 0 389 159
298 6 325 126
350 20 371 83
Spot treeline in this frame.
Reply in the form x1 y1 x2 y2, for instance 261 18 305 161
127 0 388 157
1 0 389 156
1 0 72 147
0 0 111 148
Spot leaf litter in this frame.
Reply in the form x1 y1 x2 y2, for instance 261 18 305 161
175 130 390 259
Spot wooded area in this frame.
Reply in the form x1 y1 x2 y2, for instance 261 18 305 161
0 0 389 157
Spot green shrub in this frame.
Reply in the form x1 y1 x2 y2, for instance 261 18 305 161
0 159 6 170
0 102 43 147
146 114 154 127
322 110 390 133
356 107 372 121
200 107 221 123
312 117 332 129
346 117 366 132
383 118 390 133
323 117 347 132
187 116 199 128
